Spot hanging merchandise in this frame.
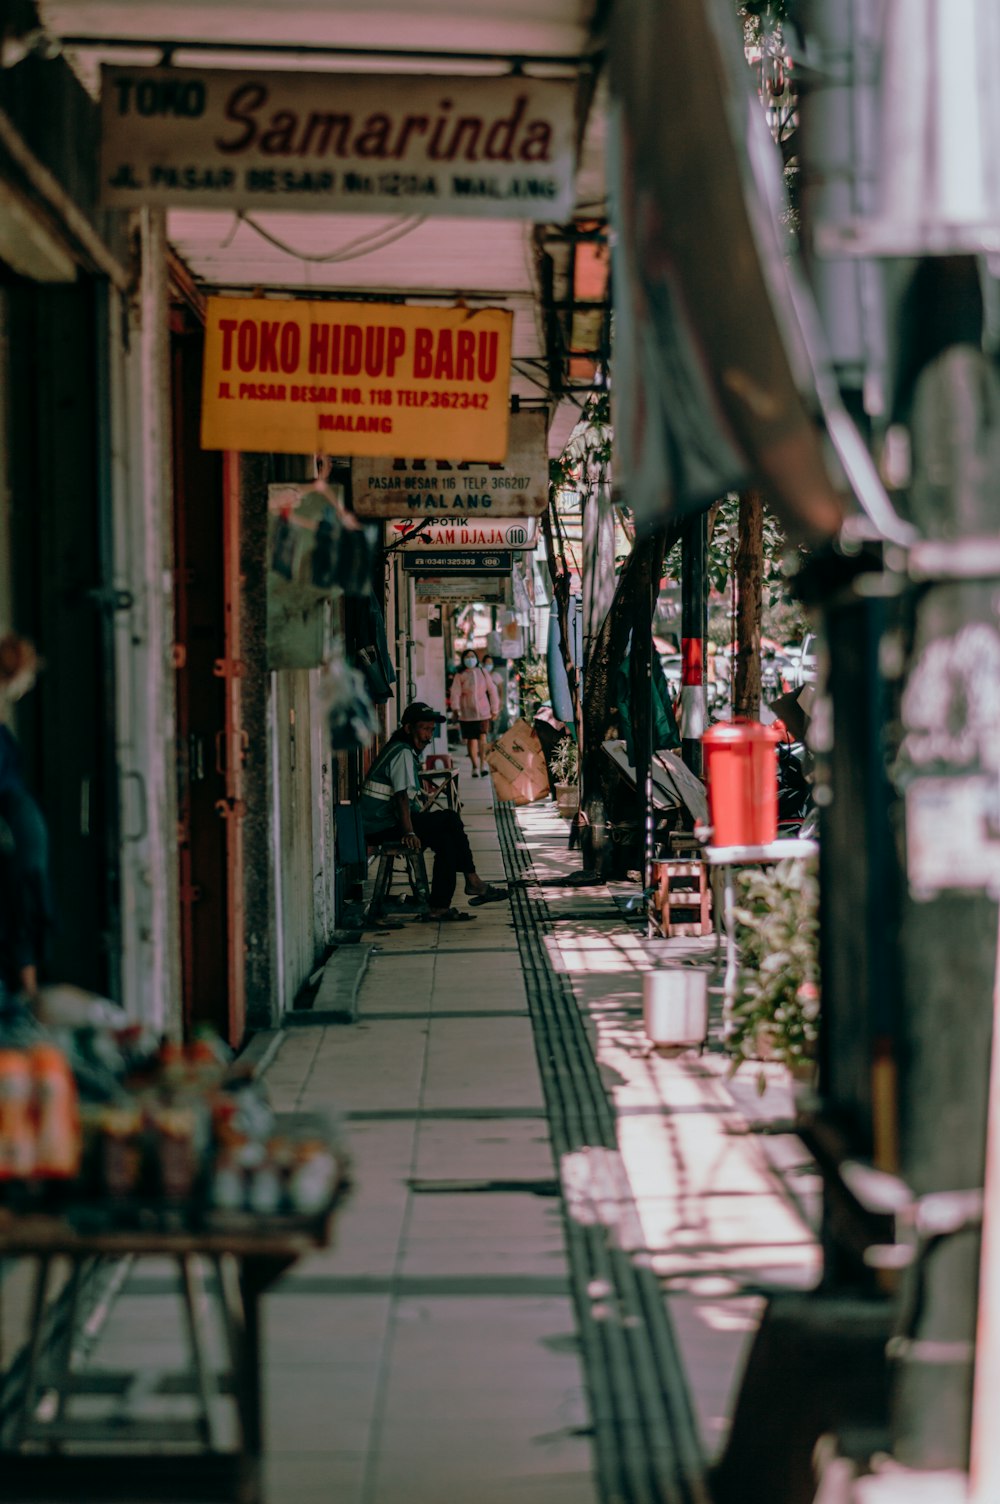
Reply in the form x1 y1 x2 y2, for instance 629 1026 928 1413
546 596 581 725
269 485 375 599
501 611 524 658
318 646 378 752
615 637 681 763
268 480 377 669
355 596 396 705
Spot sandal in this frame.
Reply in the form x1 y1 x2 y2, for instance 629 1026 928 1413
420 908 476 923
467 884 509 906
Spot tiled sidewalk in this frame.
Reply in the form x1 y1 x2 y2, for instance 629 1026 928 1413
60 767 819 1503
510 799 821 1457
259 768 597 1503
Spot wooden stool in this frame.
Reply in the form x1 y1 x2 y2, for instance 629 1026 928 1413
366 840 430 921
651 857 712 938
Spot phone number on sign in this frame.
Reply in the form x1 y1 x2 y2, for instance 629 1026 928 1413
391 389 490 409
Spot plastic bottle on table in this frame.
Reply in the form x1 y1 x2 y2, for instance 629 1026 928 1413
0 1050 34 1178
29 1044 81 1179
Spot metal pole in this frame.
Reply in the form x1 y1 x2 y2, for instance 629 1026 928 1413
629 557 655 927
887 330 999 1473
680 511 707 775
799 0 997 1470
797 0 902 1254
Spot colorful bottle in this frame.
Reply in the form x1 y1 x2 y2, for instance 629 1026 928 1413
29 1045 81 1179
0 1050 34 1179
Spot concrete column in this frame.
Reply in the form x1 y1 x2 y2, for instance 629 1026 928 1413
114 208 180 1035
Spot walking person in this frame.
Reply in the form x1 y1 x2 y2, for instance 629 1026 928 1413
448 650 499 777
360 702 507 923
481 654 507 741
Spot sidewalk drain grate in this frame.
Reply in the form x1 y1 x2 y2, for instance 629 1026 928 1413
496 801 711 1504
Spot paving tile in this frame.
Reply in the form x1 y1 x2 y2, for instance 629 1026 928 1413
399 1193 566 1279
263 1294 391 1354
413 1118 554 1182
665 1291 764 1457
295 1019 430 1112
308 1206 409 1277
384 1295 583 1379
432 992 528 1015
432 956 525 998
421 1017 545 1110
264 1365 380 1440
264 1449 367 1504
339 1119 418 1173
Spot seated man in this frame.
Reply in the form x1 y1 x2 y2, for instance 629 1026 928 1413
360 702 507 923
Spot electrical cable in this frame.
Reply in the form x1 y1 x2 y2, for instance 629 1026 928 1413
237 212 426 264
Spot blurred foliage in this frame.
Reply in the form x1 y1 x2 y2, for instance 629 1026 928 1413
740 0 790 37
550 391 612 497
518 657 550 721
666 496 810 648
727 858 820 1091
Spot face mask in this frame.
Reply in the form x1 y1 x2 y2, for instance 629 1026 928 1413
483 661 493 671
464 656 477 669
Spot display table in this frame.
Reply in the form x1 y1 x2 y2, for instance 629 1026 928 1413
0 1188 349 1503
704 838 819 1029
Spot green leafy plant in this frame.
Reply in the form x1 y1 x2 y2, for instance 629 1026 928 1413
549 736 579 786
518 657 549 721
677 493 810 649
727 858 820 1090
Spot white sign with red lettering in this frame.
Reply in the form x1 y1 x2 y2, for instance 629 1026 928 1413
352 408 548 517
389 518 538 549
100 66 575 219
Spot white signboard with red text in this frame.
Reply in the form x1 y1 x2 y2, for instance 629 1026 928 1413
352 408 548 517
388 517 538 549
100 67 575 219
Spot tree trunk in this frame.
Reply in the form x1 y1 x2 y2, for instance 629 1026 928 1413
734 489 763 720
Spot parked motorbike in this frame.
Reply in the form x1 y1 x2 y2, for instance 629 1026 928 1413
777 740 813 833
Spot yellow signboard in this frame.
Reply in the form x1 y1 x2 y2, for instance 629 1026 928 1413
201 297 512 458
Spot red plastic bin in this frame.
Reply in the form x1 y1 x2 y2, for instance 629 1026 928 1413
701 721 780 847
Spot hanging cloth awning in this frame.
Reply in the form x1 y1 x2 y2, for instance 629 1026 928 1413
609 0 912 548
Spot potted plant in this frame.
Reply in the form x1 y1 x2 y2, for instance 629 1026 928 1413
726 857 820 1092
548 736 580 818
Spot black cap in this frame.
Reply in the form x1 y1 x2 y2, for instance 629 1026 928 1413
401 701 446 725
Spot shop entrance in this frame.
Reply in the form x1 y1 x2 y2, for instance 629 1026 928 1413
5 279 121 999
171 318 245 1042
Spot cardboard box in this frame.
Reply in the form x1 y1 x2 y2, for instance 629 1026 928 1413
485 719 550 805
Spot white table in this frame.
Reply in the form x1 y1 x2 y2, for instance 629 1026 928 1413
704 838 819 1030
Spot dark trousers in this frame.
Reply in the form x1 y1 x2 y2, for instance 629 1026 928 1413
377 810 475 909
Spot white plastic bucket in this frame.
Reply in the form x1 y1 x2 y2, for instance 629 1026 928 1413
643 969 709 1048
